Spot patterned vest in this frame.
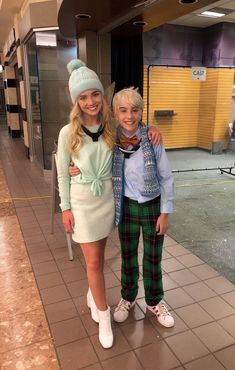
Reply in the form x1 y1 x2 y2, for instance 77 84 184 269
112 123 160 225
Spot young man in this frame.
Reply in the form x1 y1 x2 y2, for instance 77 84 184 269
112 87 175 328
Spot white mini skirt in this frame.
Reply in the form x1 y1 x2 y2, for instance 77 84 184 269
70 179 115 243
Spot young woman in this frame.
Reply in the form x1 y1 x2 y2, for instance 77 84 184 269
57 59 115 349
58 59 161 349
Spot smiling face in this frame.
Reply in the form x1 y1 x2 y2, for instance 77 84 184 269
114 103 142 135
113 88 144 135
77 89 103 123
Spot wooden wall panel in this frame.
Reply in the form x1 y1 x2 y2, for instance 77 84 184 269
143 66 234 151
143 66 200 149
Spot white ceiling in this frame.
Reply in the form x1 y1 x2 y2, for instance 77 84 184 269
0 0 25 51
169 0 235 27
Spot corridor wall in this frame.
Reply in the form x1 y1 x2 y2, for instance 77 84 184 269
143 65 234 151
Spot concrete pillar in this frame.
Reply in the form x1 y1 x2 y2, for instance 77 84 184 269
3 64 21 137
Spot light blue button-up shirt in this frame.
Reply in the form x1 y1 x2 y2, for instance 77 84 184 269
122 128 174 214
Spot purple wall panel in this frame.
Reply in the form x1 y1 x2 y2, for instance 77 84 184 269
143 22 235 67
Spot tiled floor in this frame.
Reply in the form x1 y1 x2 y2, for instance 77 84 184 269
0 129 235 370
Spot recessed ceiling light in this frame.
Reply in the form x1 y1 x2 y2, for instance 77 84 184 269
75 14 91 19
179 0 198 4
198 10 225 18
133 20 148 26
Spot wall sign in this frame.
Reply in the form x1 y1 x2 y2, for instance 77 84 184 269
192 67 207 81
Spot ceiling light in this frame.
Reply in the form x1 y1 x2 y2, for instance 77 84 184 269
179 0 198 4
75 14 91 19
133 21 148 26
36 33 57 47
198 10 225 18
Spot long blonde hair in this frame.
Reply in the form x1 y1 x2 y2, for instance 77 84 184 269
67 96 115 155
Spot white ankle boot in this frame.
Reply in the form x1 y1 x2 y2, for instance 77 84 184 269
98 306 113 349
87 289 99 323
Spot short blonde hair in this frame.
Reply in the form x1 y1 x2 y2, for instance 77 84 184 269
112 87 144 113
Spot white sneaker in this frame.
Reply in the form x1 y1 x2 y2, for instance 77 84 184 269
147 300 174 328
87 289 99 323
113 298 135 323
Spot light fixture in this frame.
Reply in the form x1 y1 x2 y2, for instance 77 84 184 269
179 0 198 4
133 21 148 26
36 33 57 47
75 14 91 19
198 10 225 18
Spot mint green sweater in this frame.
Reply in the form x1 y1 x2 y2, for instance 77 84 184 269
57 124 113 211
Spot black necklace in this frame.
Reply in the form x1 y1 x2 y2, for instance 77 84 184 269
81 124 105 142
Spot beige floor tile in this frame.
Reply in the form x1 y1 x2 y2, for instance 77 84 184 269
81 365 102 370
214 344 235 370
176 254 204 268
217 314 235 338
80 312 99 336
163 273 179 291
165 330 209 364
50 316 87 347
162 257 185 273
222 290 235 308
164 236 179 247
175 303 213 328
169 268 199 286
120 319 160 348
193 321 235 351
40 284 70 305
105 256 122 271
90 328 131 361
66 278 88 298
204 276 235 294
184 354 225 370
104 271 121 289
183 281 216 301
102 351 143 370
165 243 190 256
199 296 235 319
164 287 195 309
189 264 219 280
56 337 98 370
135 340 180 370
162 250 172 259
32 260 59 276
44 299 78 324
60 265 87 283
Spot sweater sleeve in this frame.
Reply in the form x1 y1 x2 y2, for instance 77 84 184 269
57 125 72 212
154 144 174 214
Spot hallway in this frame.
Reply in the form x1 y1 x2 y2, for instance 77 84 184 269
0 126 235 370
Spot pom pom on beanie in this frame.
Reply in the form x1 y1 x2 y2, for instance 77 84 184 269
67 59 85 75
67 58 104 104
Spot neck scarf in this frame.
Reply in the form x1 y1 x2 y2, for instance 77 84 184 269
81 124 104 142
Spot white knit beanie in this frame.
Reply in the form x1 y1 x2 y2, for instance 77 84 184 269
67 59 104 104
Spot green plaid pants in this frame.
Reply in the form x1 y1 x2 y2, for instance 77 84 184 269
118 196 164 306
